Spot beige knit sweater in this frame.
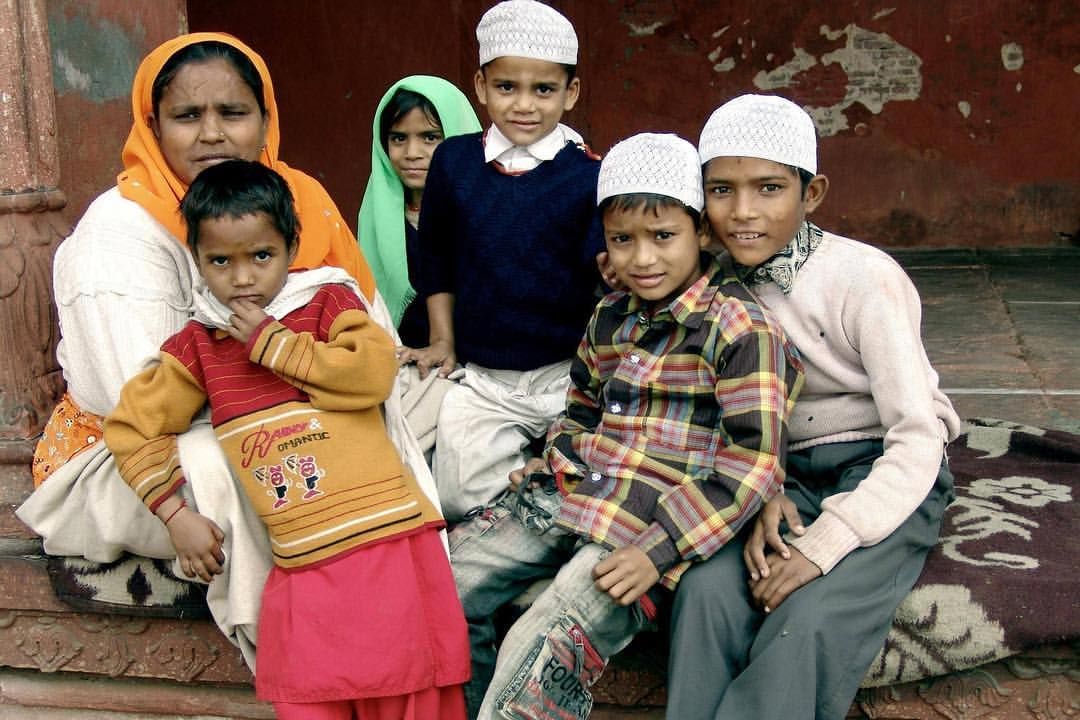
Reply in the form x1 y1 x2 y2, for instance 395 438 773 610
746 232 962 574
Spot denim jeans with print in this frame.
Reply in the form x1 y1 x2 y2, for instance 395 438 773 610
449 478 654 719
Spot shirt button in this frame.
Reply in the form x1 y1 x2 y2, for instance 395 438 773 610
629 354 641 364
610 403 622 414
591 472 602 482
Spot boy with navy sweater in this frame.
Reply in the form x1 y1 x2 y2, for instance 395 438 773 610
409 0 605 521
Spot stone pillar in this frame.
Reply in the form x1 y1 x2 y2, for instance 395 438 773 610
0 0 68 469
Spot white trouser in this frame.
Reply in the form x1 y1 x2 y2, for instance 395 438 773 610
432 360 571 521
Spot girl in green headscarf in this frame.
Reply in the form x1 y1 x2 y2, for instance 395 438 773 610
358 76 480 348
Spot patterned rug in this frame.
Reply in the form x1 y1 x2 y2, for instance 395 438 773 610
43 417 1080 686
863 417 1080 685
46 554 209 619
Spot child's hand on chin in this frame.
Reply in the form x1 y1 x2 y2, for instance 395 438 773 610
227 298 269 343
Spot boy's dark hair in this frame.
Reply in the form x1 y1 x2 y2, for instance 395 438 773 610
787 165 816 198
380 89 443 151
153 41 266 119
480 62 577 83
598 192 702 231
180 160 300 253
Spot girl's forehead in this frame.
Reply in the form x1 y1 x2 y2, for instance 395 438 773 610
391 106 441 130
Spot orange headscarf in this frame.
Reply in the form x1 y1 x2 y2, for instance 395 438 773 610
117 32 375 301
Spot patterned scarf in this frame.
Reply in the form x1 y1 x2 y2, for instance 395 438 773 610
737 221 823 294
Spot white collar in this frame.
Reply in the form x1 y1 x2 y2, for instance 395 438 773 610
483 123 584 171
192 266 363 331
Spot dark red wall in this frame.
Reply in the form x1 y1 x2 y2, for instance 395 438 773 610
53 0 1080 247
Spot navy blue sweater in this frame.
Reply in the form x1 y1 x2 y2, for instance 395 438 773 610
397 220 429 349
416 132 604 371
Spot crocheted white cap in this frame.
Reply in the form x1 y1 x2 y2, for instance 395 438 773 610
597 133 704 212
699 94 817 174
476 0 578 66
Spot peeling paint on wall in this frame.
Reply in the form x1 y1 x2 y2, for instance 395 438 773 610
627 20 667 37
1001 43 1024 71
744 23 922 136
48 10 141 101
753 47 818 89
54 50 91 93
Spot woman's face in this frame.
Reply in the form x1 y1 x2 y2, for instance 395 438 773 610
150 57 268 186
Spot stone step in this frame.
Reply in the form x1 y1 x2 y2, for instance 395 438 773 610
0 668 271 719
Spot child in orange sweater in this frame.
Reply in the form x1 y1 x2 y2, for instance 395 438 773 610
105 160 469 719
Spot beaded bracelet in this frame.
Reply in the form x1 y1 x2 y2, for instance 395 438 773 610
162 500 188 525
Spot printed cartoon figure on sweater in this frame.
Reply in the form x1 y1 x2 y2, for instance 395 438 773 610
254 465 291 509
450 133 802 719
665 95 961 720
284 453 325 500
413 0 607 520
104 160 469 720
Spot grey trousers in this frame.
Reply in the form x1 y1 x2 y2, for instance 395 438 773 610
666 439 954 720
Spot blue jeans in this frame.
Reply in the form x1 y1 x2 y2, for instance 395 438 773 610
450 481 654 719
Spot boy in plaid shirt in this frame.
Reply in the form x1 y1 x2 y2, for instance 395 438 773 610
449 133 803 719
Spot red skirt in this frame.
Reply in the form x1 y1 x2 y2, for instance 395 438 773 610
255 527 470 704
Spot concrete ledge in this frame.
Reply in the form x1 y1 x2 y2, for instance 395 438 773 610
0 668 271 718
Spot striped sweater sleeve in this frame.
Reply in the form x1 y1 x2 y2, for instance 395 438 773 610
103 354 209 512
245 287 399 412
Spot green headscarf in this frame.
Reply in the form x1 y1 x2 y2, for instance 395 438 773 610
358 75 481 326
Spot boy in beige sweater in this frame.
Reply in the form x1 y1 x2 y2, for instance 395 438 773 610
666 94 961 720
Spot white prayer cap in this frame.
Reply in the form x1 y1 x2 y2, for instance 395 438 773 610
699 94 817 174
597 133 704 212
476 0 578 66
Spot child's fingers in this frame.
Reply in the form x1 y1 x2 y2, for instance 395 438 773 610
782 501 806 535
764 522 789 560
743 521 770 581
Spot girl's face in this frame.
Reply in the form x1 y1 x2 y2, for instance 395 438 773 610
386 107 444 205
150 58 268 186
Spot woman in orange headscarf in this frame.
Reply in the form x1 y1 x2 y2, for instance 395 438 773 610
18 33 383 669
118 32 374 292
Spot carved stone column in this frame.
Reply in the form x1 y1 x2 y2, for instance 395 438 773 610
0 0 68 468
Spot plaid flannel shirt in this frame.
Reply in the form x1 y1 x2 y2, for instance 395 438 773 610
548 254 803 589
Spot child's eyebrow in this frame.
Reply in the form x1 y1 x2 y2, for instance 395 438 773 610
704 174 790 184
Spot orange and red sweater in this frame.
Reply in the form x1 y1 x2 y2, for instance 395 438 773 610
105 284 442 569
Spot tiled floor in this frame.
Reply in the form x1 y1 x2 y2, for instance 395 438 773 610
892 247 1080 435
